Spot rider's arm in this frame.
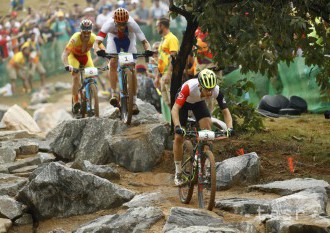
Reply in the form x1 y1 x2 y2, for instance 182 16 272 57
215 89 233 128
141 39 151 51
61 49 70 67
222 108 233 129
171 84 189 127
171 103 182 127
94 20 111 52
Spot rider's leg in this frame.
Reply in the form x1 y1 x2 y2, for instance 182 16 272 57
173 105 189 186
132 69 139 114
109 58 120 107
72 72 80 103
173 133 184 186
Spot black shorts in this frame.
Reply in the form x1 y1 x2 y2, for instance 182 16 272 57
179 101 211 127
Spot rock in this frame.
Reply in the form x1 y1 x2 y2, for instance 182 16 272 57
74 206 164 233
0 174 28 197
0 105 41 134
0 195 25 220
5 156 41 173
0 218 12 233
248 178 330 196
216 152 260 190
0 130 37 141
38 152 55 163
123 192 164 208
0 148 16 164
1 139 39 156
71 160 120 180
17 162 135 219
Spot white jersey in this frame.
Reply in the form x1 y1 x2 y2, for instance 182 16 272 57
175 78 228 110
96 16 146 42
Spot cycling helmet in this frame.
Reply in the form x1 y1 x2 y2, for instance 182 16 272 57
80 19 93 31
113 8 129 23
198 69 217 89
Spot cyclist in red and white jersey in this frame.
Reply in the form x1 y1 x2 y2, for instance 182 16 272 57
171 68 234 186
93 8 152 114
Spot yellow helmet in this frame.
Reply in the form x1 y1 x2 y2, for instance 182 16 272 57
198 69 217 89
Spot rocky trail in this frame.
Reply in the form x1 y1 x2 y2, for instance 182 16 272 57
0 84 329 233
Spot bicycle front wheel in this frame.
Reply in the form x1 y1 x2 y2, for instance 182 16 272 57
121 68 133 124
179 140 195 204
89 83 99 117
198 150 216 211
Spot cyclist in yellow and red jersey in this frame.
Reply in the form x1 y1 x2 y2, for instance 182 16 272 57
62 19 105 115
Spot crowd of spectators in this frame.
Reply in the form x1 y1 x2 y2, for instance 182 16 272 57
0 0 172 95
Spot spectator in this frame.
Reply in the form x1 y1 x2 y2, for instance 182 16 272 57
23 33 47 88
133 0 150 26
96 5 111 31
155 17 179 122
6 44 31 94
51 11 71 42
149 0 168 20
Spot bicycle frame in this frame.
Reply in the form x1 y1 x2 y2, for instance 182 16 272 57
79 70 98 113
179 129 227 210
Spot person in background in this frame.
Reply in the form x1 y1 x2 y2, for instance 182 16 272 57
6 44 31 94
155 17 179 108
96 5 111 31
133 0 151 26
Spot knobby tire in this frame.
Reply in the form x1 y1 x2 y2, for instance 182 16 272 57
197 150 216 211
179 140 195 204
126 68 134 124
89 83 99 117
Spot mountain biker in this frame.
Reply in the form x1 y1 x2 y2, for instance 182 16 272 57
61 19 105 115
171 68 234 186
93 7 152 114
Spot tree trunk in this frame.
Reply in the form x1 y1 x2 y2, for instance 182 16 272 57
170 18 198 129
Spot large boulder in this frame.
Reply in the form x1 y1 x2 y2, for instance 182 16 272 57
17 162 135 219
0 105 41 134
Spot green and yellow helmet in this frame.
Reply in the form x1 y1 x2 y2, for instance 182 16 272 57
198 69 217 89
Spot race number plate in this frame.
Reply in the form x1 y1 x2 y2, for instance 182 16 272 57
118 53 134 66
198 130 215 140
84 67 98 77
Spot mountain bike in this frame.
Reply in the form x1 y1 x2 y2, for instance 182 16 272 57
101 52 152 124
65 65 109 118
179 128 227 211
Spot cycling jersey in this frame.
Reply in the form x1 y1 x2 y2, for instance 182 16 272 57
96 16 146 53
175 78 227 110
65 32 97 56
65 32 96 68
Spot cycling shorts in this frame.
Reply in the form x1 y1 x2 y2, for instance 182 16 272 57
179 100 211 127
68 52 94 69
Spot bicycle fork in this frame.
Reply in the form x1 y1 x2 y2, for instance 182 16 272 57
84 78 97 113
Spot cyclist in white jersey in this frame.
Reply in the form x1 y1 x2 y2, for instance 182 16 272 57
171 68 234 186
93 8 152 114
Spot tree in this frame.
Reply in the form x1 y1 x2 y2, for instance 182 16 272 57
169 0 330 130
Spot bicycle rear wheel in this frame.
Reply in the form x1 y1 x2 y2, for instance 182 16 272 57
88 83 99 117
198 150 216 211
179 140 195 204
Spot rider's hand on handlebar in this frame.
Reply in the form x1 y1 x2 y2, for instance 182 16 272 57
144 50 154 57
226 128 235 137
175 125 186 136
96 49 106 57
65 65 74 72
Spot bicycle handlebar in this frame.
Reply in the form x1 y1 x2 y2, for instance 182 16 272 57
185 130 228 140
65 66 109 73
100 52 154 60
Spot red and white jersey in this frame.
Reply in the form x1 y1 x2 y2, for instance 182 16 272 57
96 16 146 42
175 78 228 110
